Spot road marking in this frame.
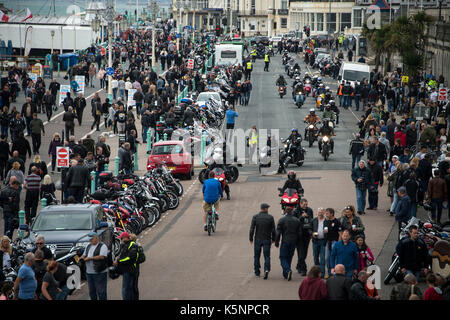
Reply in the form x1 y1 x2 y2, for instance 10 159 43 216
216 243 228 257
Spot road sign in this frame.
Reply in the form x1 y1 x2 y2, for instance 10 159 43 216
57 147 70 168
176 33 181 38
401 76 409 83
106 67 114 76
187 58 194 69
438 88 448 102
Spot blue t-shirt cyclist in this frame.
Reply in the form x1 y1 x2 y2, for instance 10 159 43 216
202 171 223 231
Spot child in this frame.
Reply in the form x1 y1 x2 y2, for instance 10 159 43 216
423 273 443 300
355 235 374 272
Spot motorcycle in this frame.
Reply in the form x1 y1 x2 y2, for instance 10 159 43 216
278 86 286 99
211 167 230 200
304 80 312 97
278 187 301 212
294 92 305 108
305 122 319 147
321 135 331 161
280 137 305 168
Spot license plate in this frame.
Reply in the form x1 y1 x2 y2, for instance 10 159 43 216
167 167 175 171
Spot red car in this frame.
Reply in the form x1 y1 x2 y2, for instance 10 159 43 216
147 140 194 179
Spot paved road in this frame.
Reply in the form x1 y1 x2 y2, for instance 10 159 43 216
70 54 398 300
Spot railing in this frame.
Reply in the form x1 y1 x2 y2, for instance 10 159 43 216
237 10 270 16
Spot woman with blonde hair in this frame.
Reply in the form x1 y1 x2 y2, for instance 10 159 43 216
41 174 56 205
1 235 12 270
5 161 24 186
28 154 48 179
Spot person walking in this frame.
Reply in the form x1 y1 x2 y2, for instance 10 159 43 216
395 186 412 236
249 203 276 279
355 235 374 272
275 206 302 281
311 208 327 276
48 133 63 173
264 52 270 72
324 208 341 278
293 198 313 276
225 106 239 130
350 271 380 300
367 158 383 210
397 225 429 280
0 134 9 180
298 265 328 300
427 169 447 224
351 160 373 215
23 166 41 225
390 273 423 300
64 159 90 203
114 232 139 300
29 113 45 155
81 232 109 300
349 133 365 169
39 261 60 300
329 230 358 279
0 177 21 239
43 90 55 122
326 264 352 300
63 107 76 139
13 252 37 300
340 205 365 241
74 93 86 126
91 94 102 131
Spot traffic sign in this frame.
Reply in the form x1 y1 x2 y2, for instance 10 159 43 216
438 87 448 102
176 33 181 38
187 58 194 69
57 147 70 168
106 67 115 76
401 76 409 83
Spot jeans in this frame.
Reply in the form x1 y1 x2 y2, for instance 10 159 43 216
244 92 251 105
325 240 337 276
405 269 421 280
86 272 107 300
356 188 367 213
279 242 296 279
3 213 13 238
368 184 379 208
0 125 8 138
25 117 32 135
338 95 343 107
387 99 394 112
390 189 398 213
296 237 310 273
142 126 149 143
122 272 139 300
119 89 125 100
410 202 417 218
55 285 71 300
343 96 350 108
31 133 41 153
354 95 361 111
431 199 443 223
113 88 118 100
295 94 305 105
352 154 361 170
312 239 326 276
254 239 271 275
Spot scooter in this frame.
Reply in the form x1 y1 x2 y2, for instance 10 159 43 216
304 80 312 97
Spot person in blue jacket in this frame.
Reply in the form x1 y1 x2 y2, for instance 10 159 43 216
226 106 239 129
202 171 223 231
395 186 411 237
330 230 358 279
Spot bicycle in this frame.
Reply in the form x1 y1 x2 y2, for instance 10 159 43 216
205 204 217 236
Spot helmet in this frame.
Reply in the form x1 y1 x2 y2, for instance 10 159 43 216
287 170 296 180
313 75 318 79
295 76 300 81
329 100 335 106
108 266 120 280
292 128 298 133
319 83 324 87
309 108 315 114
325 86 330 91
325 104 331 109
304 72 309 76
318 77 322 82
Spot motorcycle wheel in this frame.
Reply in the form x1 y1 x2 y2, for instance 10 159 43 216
198 169 209 184
228 166 239 183
323 153 328 161
309 139 313 148
113 236 121 257
296 160 304 167
383 258 400 285
175 181 184 196
160 195 169 212
167 191 180 210
140 210 150 229
144 207 157 227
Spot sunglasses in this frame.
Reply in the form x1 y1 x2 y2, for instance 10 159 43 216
35 242 44 245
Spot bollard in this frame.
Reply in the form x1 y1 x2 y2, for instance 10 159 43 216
200 131 207 164
91 171 96 194
57 62 60 77
134 144 139 172
114 156 119 176
104 163 109 171
163 133 168 141
41 198 47 209
18 210 25 238
156 131 159 142
147 129 152 153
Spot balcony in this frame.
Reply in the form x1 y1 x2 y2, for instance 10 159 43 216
278 9 289 15
237 10 270 17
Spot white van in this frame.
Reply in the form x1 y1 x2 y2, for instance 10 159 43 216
214 44 243 66
338 62 371 87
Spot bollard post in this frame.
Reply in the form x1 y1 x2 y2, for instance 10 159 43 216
91 171 96 194
114 156 119 176
41 198 47 209
147 128 152 153
156 131 159 142
134 144 139 172
57 62 60 77
163 133 168 141
200 131 207 164
18 210 25 238
104 163 109 171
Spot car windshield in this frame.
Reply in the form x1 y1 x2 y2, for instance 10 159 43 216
152 144 184 155
197 93 220 102
32 211 93 231
343 70 370 82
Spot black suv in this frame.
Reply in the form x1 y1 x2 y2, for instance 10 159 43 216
251 36 270 46
21 204 116 259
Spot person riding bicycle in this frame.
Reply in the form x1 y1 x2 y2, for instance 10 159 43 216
279 170 304 197
202 171 223 231
276 75 287 88
304 109 321 138
318 118 335 153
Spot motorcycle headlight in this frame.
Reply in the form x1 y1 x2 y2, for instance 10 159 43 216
323 136 329 142
290 198 297 203
309 125 313 129
283 144 288 148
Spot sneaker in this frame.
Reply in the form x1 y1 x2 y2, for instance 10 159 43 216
288 271 292 281
263 271 269 280
255 273 260 277
215 213 219 221
389 212 394 216
357 211 362 215
324 274 330 279
301 271 306 277
204 224 207 231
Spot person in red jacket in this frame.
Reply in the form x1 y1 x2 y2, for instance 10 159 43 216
424 273 443 300
298 265 328 300
394 129 407 147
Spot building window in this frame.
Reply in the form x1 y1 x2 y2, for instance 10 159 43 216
341 13 351 30
281 18 287 28
353 9 362 28
281 0 288 10
311 13 315 31
251 0 255 15
326 13 336 33
317 13 323 32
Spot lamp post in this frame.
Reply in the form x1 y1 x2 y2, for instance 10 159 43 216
149 0 159 73
50 30 55 54
175 0 182 52
92 16 101 45
106 0 115 101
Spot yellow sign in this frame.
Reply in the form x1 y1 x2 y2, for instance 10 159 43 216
402 76 409 83
32 65 40 75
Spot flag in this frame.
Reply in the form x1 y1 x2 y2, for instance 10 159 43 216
22 8 32 22
0 10 9 22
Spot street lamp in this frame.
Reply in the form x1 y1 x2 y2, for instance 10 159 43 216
105 0 115 101
149 0 159 72
92 16 101 44
50 30 55 54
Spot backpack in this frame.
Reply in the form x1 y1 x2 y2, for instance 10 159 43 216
136 243 146 265
85 242 113 273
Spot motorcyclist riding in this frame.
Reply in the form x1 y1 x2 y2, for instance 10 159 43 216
279 170 304 197
292 76 302 89
318 119 335 153
303 72 311 81
329 100 340 125
276 74 287 87
304 109 321 139
285 128 303 160
322 104 335 122
293 83 306 106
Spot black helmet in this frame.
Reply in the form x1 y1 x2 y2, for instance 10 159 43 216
288 170 296 180
108 266 120 280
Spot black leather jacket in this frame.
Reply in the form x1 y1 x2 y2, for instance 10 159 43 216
275 214 302 245
249 211 276 242
280 178 304 195
65 164 90 188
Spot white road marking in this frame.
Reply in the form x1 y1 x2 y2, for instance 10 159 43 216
216 243 228 257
